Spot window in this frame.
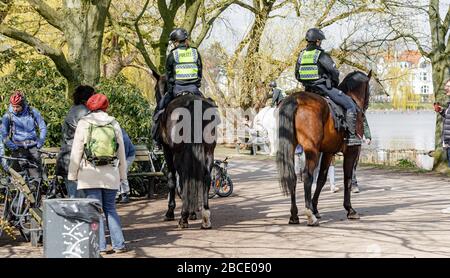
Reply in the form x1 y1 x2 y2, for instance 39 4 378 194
421 85 429 94
420 72 428 81
420 61 428 69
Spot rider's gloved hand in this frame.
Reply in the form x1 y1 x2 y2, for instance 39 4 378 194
5 140 18 151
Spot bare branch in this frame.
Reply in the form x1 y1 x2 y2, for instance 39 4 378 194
233 1 258 14
134 0 159 78
0 24 73 79
26 0 64 31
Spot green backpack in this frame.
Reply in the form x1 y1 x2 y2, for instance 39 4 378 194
84 123 119 166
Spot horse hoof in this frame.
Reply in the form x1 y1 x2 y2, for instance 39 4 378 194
289 217 300 224
164 214 175 221
347 212 360 220
201 225 212 230
178 221 189 229
189 213 197 220
314 212 322 219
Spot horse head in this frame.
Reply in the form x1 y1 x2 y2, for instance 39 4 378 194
338 70 372 112
155 75 167 105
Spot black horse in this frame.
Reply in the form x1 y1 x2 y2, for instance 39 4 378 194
155 77 219 228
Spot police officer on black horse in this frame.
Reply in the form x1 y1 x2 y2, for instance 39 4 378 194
152 27 203 147
295 28 361 146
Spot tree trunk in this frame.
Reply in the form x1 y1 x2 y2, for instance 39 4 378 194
239 1 274 109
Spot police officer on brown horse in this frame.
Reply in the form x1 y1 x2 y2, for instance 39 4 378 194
295 28 361 146
152 28 203 147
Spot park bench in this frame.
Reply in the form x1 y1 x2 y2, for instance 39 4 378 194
41 145 165 198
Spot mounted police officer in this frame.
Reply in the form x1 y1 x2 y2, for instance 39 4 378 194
269 81 285 107
152 28 203 147
295 28 360 146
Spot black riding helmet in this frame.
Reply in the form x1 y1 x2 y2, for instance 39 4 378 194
305 28 326 42
169 28 189 42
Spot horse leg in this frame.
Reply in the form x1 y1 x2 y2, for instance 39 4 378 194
343 146 360 219
201 151 214 229
165 171 177 221
304 150 320 226
312 153 333 219
289 184 299 224
163 149 176 221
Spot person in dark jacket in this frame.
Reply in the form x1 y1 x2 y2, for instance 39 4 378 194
55 85 94 198
1 91 47 185
435 79 450 214
152 28 203 146
295 28 360 146
268 81 285 107
350 116 372 193
117 128 136 204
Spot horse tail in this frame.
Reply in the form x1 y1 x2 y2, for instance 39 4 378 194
180 143 205 213
277 95 298 196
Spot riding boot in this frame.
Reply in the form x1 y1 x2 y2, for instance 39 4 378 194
345 111 362 146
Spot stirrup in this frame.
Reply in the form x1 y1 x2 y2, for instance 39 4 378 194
346 134 362 146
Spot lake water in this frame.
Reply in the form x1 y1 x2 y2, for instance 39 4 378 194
363 110 436 169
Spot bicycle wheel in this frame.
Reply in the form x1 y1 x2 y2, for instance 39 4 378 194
217 175 233 197
0 187 10 238
208 166 220 199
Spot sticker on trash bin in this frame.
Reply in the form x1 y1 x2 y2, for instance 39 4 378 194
91 222 99 231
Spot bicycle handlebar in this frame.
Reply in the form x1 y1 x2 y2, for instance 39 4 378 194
0 155 39 168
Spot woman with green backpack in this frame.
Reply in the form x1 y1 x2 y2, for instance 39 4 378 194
68 93 128 254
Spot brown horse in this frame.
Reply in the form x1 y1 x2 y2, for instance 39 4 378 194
277 70 371 226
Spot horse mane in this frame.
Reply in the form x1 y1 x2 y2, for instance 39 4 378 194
338 71 370 93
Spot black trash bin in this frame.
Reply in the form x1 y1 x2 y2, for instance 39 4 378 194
43 198 102 258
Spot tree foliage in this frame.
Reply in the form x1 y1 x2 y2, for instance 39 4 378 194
0 58 153 147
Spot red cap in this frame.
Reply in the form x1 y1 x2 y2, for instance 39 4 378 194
86 93 109 112
10 90 25 106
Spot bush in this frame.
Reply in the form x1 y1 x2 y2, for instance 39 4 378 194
0 58 153 147
396 158 417 168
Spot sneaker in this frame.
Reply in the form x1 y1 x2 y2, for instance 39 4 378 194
352 185 360 193
441 207 450 214
113 246 129 254
330 185 339 193
100 249 114 255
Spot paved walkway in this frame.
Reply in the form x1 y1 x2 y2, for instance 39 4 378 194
1 156 450 258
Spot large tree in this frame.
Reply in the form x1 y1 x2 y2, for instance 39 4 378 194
0 0 112 92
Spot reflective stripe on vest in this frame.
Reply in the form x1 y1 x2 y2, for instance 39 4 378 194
174 48 199 80
298 49 321 81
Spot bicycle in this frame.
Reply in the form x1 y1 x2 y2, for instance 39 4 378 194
38 150 67 199
0 155 41 241
209 157 233 199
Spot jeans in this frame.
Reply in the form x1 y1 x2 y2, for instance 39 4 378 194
65 177 85 198
84 188 125 251
11 146 42 180
119 155 135 194
315 84 357 113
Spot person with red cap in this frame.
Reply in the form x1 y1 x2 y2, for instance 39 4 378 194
68 93 128 254
1 90 47 185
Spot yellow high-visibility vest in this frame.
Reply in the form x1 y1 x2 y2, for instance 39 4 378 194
173 48 199 80
298 49 322 81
